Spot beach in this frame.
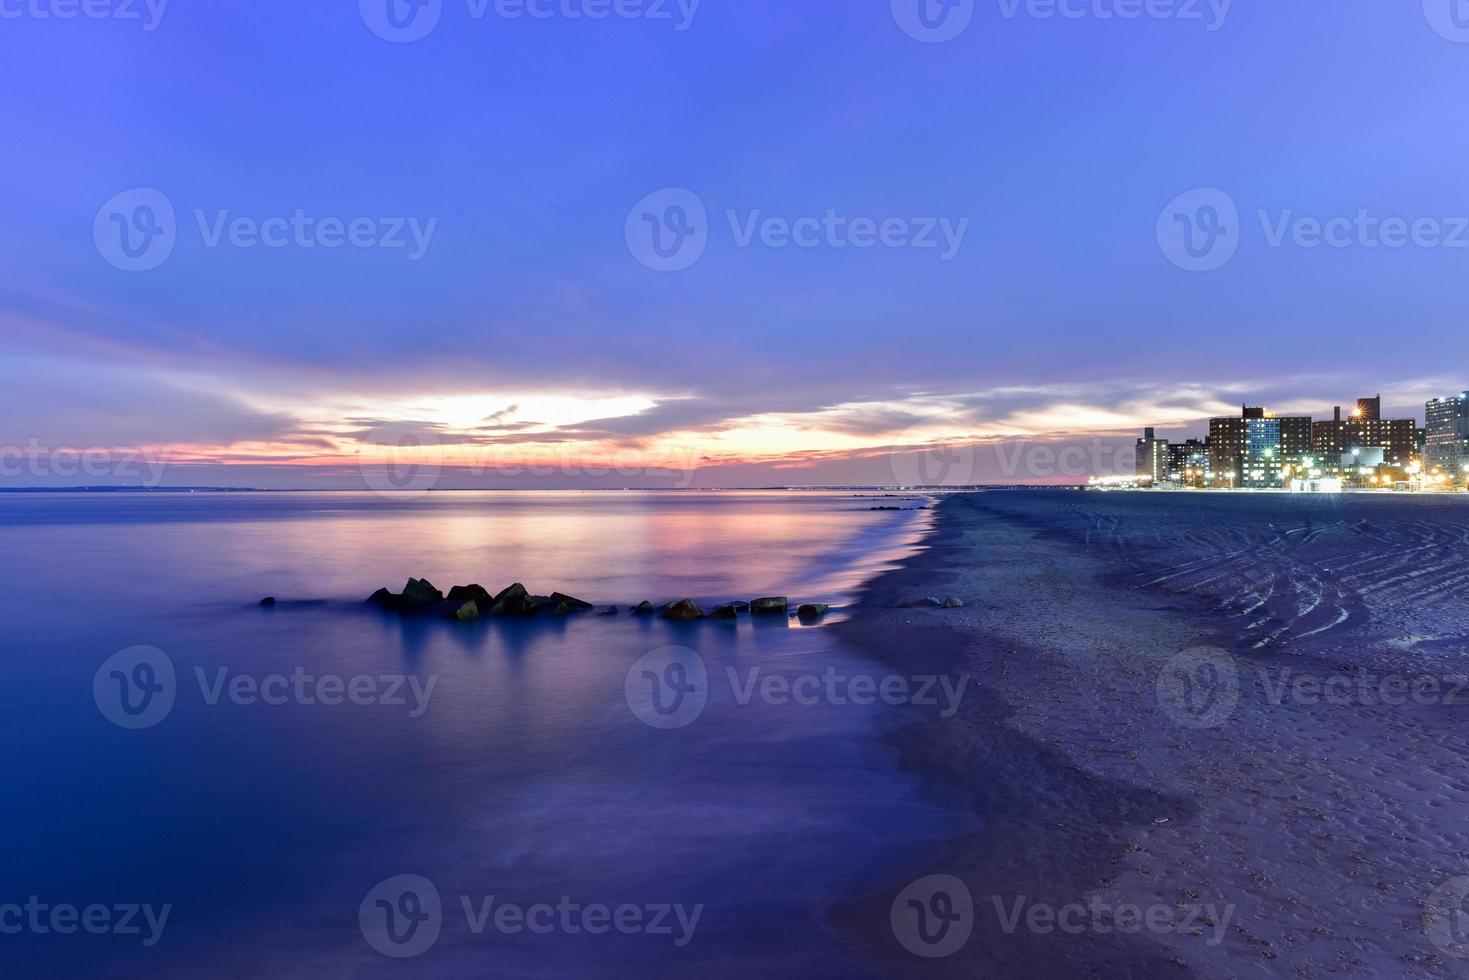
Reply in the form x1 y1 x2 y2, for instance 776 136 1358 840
834 491 1469 978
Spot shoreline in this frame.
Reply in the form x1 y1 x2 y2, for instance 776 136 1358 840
827 493 1197 977
826 491 1469 978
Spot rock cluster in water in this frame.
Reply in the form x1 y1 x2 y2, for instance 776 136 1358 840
367 580 596 621
364 582 833 623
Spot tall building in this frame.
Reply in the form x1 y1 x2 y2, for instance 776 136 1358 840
1424 393 1469 475
1312 398 1417 466
1166 439 1210 487
1134 427 1168 485
1209 406 1312 488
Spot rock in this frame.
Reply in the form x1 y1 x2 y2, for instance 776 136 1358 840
598 606 619 616
400 578 445 613
750 596 788 615
448 599 480 621
797 603 829 620
549 592 594 612
367 587 401 611
550 600 572 616
447 584 493 605
488 583 540 617
662 599 706 620
630 601 656 615
258 596 277 607
943 597 964 608
709 604 740 620
729 601 751 613
899 597 943 608
495 583 529 602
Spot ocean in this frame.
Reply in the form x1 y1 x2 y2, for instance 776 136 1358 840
0 490 972 978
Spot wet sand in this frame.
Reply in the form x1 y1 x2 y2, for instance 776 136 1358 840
830 491 1469 979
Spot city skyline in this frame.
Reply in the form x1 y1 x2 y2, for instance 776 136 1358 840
1134 388 1469 489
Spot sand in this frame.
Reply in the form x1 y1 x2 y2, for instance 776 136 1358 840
830 491 1469 979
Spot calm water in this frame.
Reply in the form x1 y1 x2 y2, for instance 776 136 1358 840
0 491 969 978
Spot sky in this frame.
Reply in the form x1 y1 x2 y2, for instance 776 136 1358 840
3 0 1469 488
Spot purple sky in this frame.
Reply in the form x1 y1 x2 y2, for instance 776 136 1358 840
3 0 1468 487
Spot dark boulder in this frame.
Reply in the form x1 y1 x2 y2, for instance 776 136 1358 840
630 601 656 615
447 599 481 621
750 596 789 615
943 597 964 608
709 604 740 620
549 592 594 612
662 599 706 620
797 603 829 620
899 597 943 608
367 588 402 611
400 578 445 613
447 584 493 605
488 583 540 617
258 596 277 607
